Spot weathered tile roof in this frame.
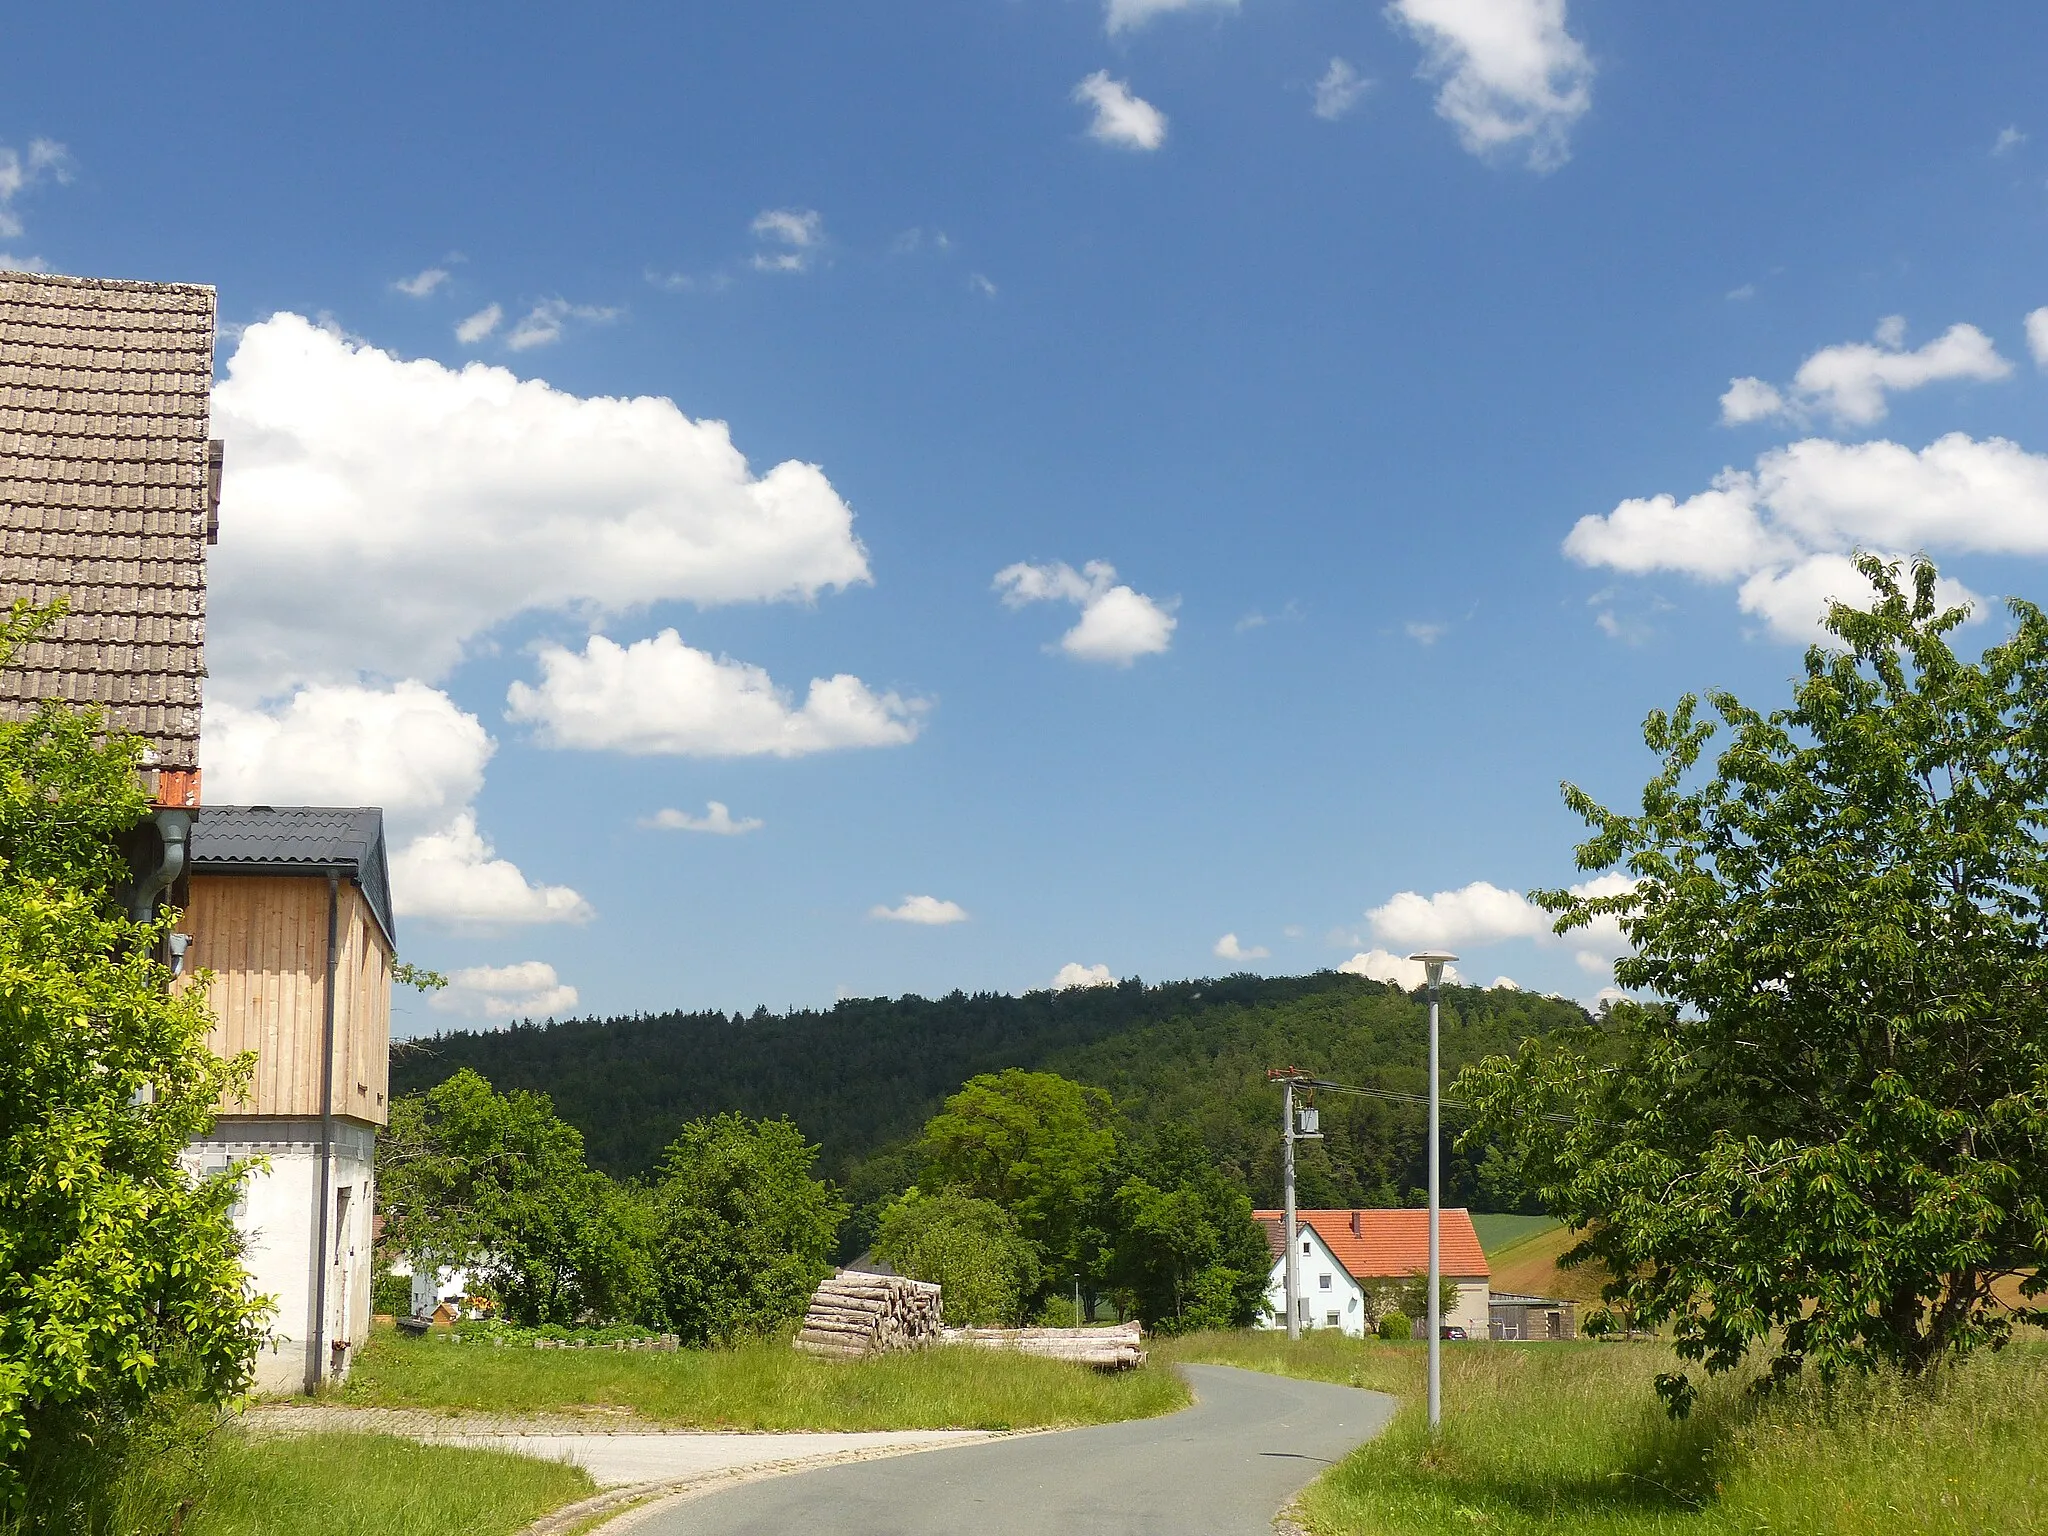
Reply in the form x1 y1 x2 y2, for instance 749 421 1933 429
1254 1208 1491 1280
190 806 395 947
0 270 218 769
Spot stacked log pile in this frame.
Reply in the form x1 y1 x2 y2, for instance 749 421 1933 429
942 1321 1146 1370
793 1273 945 1358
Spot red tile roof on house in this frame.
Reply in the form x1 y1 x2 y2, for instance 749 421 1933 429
1253 1208 1490 1281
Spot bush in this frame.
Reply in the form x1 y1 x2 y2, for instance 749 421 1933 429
649 1113 846 1344
0 603 266 1517
1377 1314 1409 1341
874 1188 1039 1326
371 1270 413 1318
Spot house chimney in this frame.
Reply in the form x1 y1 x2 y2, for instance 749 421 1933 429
1351 1210 1361 1237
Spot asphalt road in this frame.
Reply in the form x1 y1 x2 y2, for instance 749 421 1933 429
630 1364 1398 1536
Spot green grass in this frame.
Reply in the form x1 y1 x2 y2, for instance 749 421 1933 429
1471 1213 1562 1256
1161 1331 2048 1536
338 1324 1190 1430
186 1432 595 1536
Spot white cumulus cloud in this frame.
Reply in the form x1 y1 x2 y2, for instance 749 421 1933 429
994 559 1177 665
204 681 491 844
1722 317 2012 428
201 681 592 931
394 267 450 298
1565 429 2046 640
1051 962 1117 990
1106 0 1237 33
1386 0 1593 172
1367 880 1550 949
0 137 69 240
1073 72 1169 151
429 961 580 1022
506 631 924 757
505 298 620 351
1338 949 1463 988
752 208 824 272
203 312 882 931
1994 125 2027 156
640 801 764 835
1312 58 1372 121
871 895 970 926
1361 875 1632 974
455 304 502 343
391 813 595 929
207 314 873 700
1214 933 1270 961
2026 307 2048 368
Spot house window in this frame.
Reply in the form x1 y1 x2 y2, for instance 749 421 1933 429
1302 1240 1311 1254
1319 1273 1332 1290
1325 1312 1340 1327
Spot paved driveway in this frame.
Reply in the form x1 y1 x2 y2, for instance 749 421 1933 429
627 1364 1397 1536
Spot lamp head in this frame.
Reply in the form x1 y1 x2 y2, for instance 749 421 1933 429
1408 950 1458 988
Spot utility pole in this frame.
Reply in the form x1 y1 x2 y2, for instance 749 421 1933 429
1282 1077 1298 1340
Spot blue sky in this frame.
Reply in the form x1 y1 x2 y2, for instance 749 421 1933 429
7 1 2048 1031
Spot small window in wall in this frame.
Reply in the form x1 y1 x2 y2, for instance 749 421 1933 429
1325 1312 1340 1327
1302 1240 1311 1254
1319 1273 1332 1290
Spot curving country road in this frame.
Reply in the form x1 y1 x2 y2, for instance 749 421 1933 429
627 1364 1397 1536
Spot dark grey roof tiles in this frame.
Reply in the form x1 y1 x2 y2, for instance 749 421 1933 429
190 806 395 947
0 271 217 768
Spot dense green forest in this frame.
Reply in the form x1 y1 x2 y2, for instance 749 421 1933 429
391 972 1588 1241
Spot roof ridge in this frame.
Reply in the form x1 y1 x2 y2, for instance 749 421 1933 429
0 271 217 297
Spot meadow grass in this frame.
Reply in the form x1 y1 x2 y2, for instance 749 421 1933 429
337 1325 1190 1430
184 1432 595 1536
1164 1330 2048 1535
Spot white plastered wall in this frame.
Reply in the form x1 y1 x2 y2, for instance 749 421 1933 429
185 1117 376 1395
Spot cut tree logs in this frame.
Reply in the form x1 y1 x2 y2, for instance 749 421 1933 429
942 1321 1146 1370
792 1272 945 1358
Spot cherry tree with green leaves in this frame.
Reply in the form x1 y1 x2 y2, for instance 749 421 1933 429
1463 558 2048 1412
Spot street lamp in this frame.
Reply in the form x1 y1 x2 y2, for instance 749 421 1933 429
1409 950 1457 1434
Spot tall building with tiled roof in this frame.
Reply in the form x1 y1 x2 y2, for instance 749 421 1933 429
0 270 219 794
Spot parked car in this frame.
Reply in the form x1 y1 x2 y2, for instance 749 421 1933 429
1439 1325 1468 1341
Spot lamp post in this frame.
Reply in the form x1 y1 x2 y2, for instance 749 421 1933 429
1409 950 1457 1434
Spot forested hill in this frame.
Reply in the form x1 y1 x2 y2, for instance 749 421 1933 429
389 972 1589 1211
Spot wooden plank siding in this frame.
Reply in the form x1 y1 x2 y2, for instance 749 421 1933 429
181 874 391 1125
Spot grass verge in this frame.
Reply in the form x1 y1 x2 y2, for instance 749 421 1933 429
186 1432 595 1536
335 1324 1190 1430
1161 1330 2048 1535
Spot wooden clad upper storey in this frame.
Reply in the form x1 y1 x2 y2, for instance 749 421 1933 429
182 807 396 1126
0 271 218 771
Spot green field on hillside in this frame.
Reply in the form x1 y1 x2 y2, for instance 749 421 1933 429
1470 1213 1560 1254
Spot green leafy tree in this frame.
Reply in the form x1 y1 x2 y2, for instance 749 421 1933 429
873 1188 1039 1325
921 1069 1115 1303
1394 1271 1460 1324
1103 1128 1272 1333
378 1069 650 1327
0 603 265 1511
648 1113 845 1344
1463 558 2048 1413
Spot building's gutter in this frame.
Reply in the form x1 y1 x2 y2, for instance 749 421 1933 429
126 808 191 924
309 870 340 1394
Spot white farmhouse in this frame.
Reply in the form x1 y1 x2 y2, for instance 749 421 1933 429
1253 1207 1491 1338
